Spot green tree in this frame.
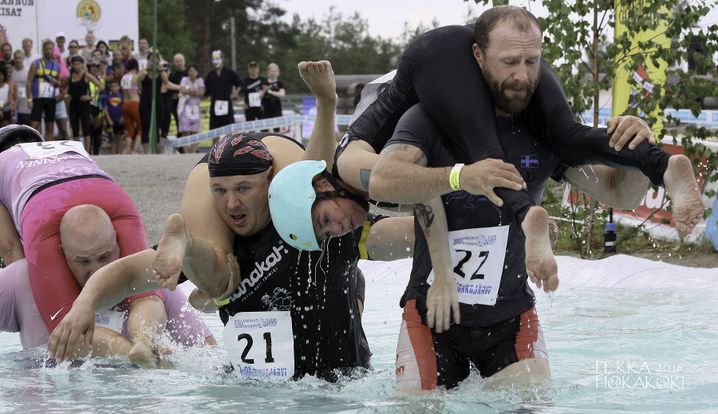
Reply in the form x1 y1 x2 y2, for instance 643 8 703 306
139 0 196 63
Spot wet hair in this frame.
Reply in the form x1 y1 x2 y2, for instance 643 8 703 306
126 58 139 71
474 5 542 52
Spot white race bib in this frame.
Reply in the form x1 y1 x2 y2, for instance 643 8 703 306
223 311 294 379
427 225 509 306
38 81 55 98
120 75 133 90
186 104 200 121
17 88 26 99
19 140 90 159
214 100 229 116
248 92 261 108
95 309 126 334
138 59 148 71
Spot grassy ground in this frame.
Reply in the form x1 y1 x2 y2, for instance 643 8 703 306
542 179 718 267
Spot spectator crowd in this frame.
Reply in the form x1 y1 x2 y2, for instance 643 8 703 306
0 27 286 154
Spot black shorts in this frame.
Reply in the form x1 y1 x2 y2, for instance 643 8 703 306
30 98 56 123
112 122 126 135
395 299 548 390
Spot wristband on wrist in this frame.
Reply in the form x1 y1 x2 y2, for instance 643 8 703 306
449 163 464 191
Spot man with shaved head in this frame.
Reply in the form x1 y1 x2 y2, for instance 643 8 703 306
167 53 187 142
1 204 215 365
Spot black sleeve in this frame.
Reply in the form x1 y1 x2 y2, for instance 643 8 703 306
204 72 212 97
384 104 435 159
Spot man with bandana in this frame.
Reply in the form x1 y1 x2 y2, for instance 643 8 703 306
47 61 414 381
204 50 244 133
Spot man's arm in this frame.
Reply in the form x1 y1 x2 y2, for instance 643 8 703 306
369 142 459 332
370 144 525 206
0 204 24 264
564 165 649 210
364 216 414 261
26 63 35 108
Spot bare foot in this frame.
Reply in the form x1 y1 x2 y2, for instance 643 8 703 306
153 213 188 290
297 60 337 108
522 207 559 292
663 155 704 239
128 339 157 368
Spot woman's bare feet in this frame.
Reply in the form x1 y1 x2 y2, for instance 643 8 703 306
152 213 189 290
297 60 337 109
663 154 704 239
522 207 559 292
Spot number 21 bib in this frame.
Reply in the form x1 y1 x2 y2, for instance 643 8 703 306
223 311 294 379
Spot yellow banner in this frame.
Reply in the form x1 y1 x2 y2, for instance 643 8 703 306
612 1 672 135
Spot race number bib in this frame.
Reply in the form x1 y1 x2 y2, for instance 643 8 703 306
427 225 509 306
120 75 133 90
223 311 294 379
19 140 90 159
17 88 26 99
95 309 126 334
38 81 55 98
185 104 200 121
214 100 229 116
248 92 261 108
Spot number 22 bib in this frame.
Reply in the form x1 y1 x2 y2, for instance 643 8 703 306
427 225 509 306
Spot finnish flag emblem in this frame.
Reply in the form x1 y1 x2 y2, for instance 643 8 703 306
520 154 539 168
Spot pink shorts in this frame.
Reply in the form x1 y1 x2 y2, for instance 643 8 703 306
20 176 163 332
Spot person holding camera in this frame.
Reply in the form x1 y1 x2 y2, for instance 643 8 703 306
135 52 178 154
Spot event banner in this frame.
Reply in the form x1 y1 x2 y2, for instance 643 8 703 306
0 0 138 56
612 0 672 135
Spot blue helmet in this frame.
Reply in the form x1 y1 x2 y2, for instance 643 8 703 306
268 160 327 251
0 125 43 153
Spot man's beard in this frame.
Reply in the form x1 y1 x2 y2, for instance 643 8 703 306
485 70 539 115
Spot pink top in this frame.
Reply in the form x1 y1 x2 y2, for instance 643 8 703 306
0 141 111 233
0 259 213 349
53 46 69 79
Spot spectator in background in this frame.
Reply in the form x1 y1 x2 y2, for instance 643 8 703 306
65 40 81 67
95 40 112 66
11 50 31 125
65 56 102 152
0 43 12 66
178 63 204 153
121 58 142 152
87 60 105 155
137 52 174 153
21 38 35 67
0 65 13 127
167 53 187 135
262 62 285 128
242 60 267 122
105 80 126 154
133 38 150 71
204 50 242 134
118 36 133 62
54 32 69 78
53 47 70 140
27 39 60 140
81 31 96 63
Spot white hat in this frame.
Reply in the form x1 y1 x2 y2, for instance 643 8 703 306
55 31 66 39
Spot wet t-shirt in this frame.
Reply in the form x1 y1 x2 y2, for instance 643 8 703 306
388 104 566 328
219 222 371 381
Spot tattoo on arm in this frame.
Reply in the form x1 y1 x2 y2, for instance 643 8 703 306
360 169 371 191
413 203 435 230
